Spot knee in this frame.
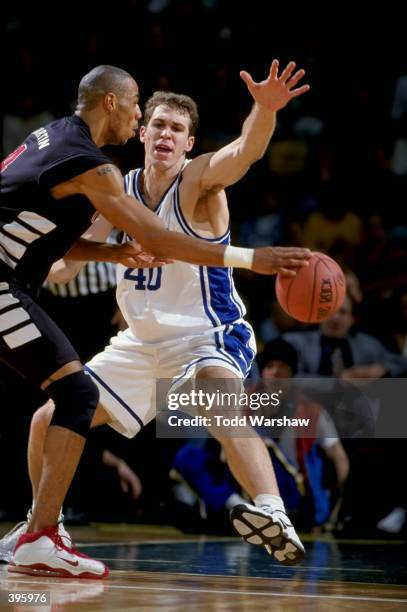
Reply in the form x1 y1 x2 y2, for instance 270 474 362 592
30 400 55 438
46 370 100 437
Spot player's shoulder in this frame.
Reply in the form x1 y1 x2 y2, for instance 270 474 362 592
43 115 99 155
181 153 212 180
58 116 97 149
123 167 142 195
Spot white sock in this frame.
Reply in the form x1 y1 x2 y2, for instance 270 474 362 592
28 505 64 523
254 494 285 512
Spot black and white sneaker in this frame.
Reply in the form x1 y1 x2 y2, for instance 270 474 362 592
230 503 305 565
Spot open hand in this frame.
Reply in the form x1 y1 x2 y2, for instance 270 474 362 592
252 246 311 275
240 59 310 112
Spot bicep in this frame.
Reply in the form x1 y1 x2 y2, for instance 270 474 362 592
195 142 251 191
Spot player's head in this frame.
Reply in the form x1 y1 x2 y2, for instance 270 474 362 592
76 65 142 145
140 91 199 168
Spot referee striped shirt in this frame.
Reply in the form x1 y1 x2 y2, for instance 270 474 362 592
44 261 117 297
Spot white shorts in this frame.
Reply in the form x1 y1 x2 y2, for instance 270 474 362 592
85 322 256 438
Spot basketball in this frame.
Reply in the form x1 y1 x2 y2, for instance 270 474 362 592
276 252 347 323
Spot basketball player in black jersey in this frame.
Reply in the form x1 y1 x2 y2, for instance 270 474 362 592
0 65 311 578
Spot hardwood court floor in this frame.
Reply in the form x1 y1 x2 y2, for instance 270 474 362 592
0 523 406 611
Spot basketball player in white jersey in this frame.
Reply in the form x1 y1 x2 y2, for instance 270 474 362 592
1 60 309 565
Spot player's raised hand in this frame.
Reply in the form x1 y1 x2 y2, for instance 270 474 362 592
252 246 311 276
240 59 310 112
115 241 172 268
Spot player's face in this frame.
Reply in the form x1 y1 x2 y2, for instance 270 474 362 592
320 296 354 338
140 105 194 168
109 79 142 145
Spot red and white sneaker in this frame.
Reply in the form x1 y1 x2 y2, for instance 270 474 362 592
8 526 109 579
0 510 70 564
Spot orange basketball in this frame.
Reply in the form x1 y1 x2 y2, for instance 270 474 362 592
276 252 347 323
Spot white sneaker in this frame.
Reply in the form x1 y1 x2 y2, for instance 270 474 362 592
0 511 71 564
230 503 305 565
9 526 108 579
0 522 27 564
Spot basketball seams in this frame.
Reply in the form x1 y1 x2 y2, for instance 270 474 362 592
308 257 321 322
318 255 340 318
283 275 296 315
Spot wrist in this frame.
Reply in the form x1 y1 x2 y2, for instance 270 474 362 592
224 245 254 269
98 243 119 264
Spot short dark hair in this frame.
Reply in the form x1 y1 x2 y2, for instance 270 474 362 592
77 65 134 111
143 91 199 135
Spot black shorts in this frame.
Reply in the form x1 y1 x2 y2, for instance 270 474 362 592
0 280 79 386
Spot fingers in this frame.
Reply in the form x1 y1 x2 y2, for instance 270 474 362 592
283 258 310 267
278 60 296 83
137 260 166 269
289 84 311 98
240 70 256 89
278 268 297 277
287 68 306 88
152 258 173 265
269 58 279 79
283 66 310 98
276 248 312 258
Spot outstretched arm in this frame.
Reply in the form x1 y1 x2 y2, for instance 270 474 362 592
56 164 311 274
193 59 309 191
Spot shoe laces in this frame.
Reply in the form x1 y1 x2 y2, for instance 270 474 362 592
52 530 78 553
260 506 292 526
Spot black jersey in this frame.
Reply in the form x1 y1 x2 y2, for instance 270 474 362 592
0 115 112 295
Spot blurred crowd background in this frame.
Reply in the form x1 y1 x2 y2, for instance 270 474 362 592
1 2 406 538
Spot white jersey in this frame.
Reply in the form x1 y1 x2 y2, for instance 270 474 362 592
118 165 248 344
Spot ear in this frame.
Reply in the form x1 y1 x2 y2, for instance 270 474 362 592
105 92 117 113
185 135 195 153
139 125 146 142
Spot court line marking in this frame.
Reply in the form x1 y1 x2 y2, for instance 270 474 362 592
94 557 384 572
77 538 226 547
95 584 407 604
1 577 406 604
79 545 387 574
100 558 186 564
80 543 388 573
81 535 406 546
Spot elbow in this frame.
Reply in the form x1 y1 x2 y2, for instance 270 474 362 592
236 143 262 168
